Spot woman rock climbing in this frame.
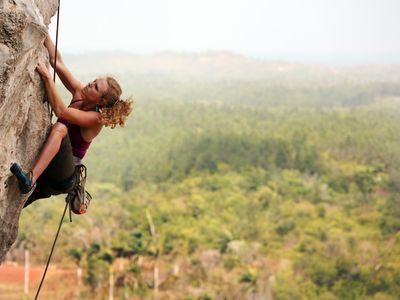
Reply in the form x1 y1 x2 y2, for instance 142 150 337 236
11 34 133 207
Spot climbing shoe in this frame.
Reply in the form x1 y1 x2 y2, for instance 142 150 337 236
10 163 33 194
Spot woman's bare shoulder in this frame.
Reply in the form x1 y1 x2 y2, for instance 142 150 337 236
81 120 103 142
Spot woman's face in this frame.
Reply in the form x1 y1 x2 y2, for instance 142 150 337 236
83 78 109 103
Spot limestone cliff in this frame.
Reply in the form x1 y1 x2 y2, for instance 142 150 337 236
0 0 58 263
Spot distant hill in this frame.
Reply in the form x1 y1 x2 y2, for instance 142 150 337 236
63 51 400 84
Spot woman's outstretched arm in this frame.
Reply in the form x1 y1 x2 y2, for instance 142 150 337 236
36 62 100 128
44 35 83 95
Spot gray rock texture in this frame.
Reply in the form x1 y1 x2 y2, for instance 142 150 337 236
0 0 58 263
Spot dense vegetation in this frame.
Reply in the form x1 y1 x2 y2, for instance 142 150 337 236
9 54 400 299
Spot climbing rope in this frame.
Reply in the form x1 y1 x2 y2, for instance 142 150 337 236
47 0 61 120
34 201 69 300
35 1 63 299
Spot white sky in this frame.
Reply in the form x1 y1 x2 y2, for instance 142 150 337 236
49 0 400 62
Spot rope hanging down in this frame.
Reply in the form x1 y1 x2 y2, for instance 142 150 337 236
35 1 63 299
47 0 61 120
34 201 69 300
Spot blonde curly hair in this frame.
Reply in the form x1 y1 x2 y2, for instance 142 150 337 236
99 77 133 129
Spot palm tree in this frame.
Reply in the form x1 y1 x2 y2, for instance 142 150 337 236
69 248 83 299
100 250 115 300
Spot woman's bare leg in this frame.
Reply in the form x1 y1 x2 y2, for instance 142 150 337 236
31 122 68 184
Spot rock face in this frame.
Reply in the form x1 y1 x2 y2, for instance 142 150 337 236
0 0 58 263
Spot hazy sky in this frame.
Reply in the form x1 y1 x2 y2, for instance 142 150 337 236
49 0 400 63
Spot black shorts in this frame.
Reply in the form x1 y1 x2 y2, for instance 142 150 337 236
24 135 77 208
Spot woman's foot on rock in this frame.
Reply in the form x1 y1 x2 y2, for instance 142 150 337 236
10 163 33 194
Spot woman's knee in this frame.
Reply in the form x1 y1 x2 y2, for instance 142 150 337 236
50 122 68 137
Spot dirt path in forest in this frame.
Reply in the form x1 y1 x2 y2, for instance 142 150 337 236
0 263 44 285
0 263 76 300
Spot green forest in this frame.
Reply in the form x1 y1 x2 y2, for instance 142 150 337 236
9 53 400 299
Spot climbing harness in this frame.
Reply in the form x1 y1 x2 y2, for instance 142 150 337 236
66 164 92 217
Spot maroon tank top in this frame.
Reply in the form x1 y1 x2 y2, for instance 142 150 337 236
57 100 93 159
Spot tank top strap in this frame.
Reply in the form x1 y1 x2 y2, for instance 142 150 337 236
70 99 84 106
